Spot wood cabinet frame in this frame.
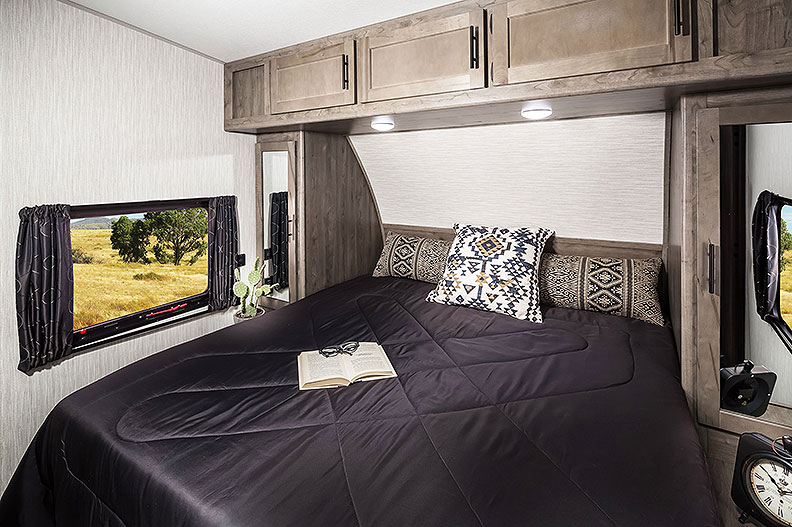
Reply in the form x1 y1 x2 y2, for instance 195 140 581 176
682 89 792 440
255 134 305 308
359 10 485 103
270 41 356 114
489 0 693 86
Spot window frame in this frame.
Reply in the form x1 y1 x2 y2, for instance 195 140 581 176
70 198 212 350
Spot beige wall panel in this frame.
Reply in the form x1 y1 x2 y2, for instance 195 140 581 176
0 0 255 492
351 113 667 243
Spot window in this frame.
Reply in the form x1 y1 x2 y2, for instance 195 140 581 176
70 199 211 349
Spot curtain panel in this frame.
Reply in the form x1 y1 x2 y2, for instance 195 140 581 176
15 204 74 373
207 196 239 311
269 191 289 288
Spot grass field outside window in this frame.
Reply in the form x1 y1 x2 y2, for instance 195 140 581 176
71 228 208 330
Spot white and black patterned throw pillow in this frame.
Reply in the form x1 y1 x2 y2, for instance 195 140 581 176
539 254 664 326
426 224 554 322
373 231 452 284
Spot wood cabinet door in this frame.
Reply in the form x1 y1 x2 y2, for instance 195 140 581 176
359 10 485 103
717 0 792 55
490 0 692 85
229 63 269 119
270 41 355 114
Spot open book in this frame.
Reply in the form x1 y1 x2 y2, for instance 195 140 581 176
298 342 397 390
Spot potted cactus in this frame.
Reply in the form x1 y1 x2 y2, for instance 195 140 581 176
232 258 276 323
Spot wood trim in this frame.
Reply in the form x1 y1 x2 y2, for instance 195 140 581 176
697 0 715 58
685 94 792 439
226 47 792 134
694 106 721 428
259 296 289 311
383 223 664 259
718 103 792 125
488 4 508 86
254 139 300 303
670 94 708 413
346 136 385 243
707 85 792 108
505 44 678 85
224 64 234 122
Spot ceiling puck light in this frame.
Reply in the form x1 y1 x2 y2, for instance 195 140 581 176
370 116 395 132
520 107 553 120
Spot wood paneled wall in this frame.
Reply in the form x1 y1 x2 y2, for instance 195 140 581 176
0 0 255 492
302 133 383 296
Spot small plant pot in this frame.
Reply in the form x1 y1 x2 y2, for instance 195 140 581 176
233 307 265 324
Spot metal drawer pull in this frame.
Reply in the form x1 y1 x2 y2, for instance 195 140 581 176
469 26 479 69
673 0 683 36
708 242 717 295
342 54 349 90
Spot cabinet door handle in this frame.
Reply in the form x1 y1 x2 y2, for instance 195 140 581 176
673 0 683 36
707 242 718 295
469 26 479 69
342 54 349 90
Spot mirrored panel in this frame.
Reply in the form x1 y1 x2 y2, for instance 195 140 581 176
719 122 792 421
261 150 290 302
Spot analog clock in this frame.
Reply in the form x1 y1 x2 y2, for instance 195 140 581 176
744 455 792 526
733 433 792 527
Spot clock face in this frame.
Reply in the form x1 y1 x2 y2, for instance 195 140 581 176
746 456 792 526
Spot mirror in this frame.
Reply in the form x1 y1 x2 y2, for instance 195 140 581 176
719 122 792 419
260 149 290 302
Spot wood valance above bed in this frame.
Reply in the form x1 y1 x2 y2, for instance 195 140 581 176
382 223 664 261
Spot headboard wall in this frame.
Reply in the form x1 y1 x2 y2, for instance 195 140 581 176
351 113 667 244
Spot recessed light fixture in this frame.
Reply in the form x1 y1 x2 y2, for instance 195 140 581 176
520 107 553 120
370 116 395 132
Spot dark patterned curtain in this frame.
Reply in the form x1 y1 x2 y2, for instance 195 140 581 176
16 205 74 373
268 192 289 288
207 196 239 311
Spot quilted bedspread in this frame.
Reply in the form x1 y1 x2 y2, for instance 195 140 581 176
0 276 720 526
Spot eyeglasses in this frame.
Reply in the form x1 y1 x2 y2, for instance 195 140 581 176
319 341 359 358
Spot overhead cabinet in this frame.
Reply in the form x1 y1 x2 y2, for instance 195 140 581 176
270 40 356 114
490 0 692 85
359 10 485 102
716 0 792 55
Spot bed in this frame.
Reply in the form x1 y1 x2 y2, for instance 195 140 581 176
0 276 720 526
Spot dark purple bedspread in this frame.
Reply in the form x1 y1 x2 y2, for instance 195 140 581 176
0 276 719 526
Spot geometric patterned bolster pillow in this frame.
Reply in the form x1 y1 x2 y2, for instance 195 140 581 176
426 224 555 322
373 231 452 284
538 254 665 326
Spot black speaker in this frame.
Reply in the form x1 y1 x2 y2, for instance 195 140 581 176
721 360 777 417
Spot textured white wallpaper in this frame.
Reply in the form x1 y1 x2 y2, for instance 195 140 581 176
745 123 792 406
0 0 254 491
351 113 667 243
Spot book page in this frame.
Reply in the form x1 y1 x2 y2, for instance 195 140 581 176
343 342 396 381
298 351 348 388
